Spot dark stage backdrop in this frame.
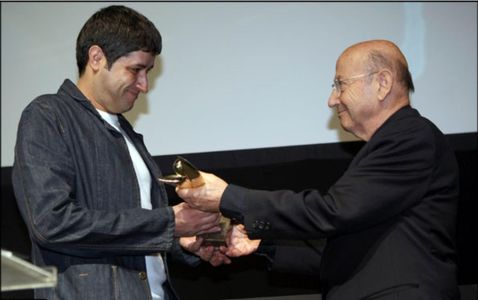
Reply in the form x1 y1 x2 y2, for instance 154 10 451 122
1 133 476 299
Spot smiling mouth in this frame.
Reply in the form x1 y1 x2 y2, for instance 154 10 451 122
127 90 139 100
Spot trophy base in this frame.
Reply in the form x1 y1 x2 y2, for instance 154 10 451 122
199 237 227 247
198 216 231 247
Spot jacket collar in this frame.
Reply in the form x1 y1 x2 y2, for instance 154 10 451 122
369 105 418 141
58 79 97 112
58 79 130 133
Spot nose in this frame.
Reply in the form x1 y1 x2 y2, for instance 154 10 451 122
328 89 340 108
136 72 149 93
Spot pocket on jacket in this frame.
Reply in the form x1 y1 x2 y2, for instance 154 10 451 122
56 264 151 300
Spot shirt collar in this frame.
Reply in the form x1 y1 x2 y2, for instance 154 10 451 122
96 109 121 132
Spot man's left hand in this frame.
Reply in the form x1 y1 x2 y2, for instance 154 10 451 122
180 236 231 267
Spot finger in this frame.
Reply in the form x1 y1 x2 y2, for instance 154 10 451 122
199 246 214 261
210 253 231 266
237 224 247 233
188 237 203 252
200 225 222 234
222 255 232 264
197 213 221 224
225 248 242 257
176 186 190 198
195 236 204 245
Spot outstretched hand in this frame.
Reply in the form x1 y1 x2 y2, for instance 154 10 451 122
180 224 260 267
221 224 261 257
176 171 228 212
180 236 231 267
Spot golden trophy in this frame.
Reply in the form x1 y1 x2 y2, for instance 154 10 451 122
158 157 231 246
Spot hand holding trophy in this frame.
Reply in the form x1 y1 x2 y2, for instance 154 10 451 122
159 157 231 246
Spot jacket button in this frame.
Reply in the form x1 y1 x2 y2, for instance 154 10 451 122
139 271 147 280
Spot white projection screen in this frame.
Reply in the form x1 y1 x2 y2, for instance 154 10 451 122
2 2 477 167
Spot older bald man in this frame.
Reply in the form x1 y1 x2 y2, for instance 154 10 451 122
178 40 460 300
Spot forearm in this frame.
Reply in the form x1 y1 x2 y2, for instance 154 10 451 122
15 181 176 257
13 155 175 257
220 184 330 240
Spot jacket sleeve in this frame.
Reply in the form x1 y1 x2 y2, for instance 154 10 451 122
220 120 438 240
166 239 201 267
12 99 176 258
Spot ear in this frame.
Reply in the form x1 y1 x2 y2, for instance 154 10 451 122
87 45 106 72
376 69 393 101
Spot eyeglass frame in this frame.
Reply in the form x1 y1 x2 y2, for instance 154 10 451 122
331 71 378 95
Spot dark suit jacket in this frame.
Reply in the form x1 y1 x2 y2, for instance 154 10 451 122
220 106 459 300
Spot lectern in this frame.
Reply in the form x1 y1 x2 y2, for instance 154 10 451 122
1 249 57 292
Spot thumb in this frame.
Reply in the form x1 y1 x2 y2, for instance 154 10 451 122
176 186 188 197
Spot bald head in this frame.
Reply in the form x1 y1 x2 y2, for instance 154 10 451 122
339 40 414 95
329 40 415 141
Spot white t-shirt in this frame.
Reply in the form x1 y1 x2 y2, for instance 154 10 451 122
97 109 166 300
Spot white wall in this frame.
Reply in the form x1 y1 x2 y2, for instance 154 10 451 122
2 2 477 167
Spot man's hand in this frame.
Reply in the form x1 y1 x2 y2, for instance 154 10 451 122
176 171 228 212
180 236 231 267
173 202 221 237
221 224 261 257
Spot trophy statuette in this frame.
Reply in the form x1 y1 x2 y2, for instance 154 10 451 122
158 157 231 246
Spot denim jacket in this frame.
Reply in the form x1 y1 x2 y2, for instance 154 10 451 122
12 79 198 299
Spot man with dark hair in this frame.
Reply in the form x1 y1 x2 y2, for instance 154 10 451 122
75 5 162 75
178 40 460 300
12 5 228 300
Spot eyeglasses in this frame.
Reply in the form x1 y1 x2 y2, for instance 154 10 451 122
331 71 378 95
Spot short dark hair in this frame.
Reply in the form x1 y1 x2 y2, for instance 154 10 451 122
76 5 162 75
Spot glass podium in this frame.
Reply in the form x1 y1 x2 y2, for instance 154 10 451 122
1 249 57 292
